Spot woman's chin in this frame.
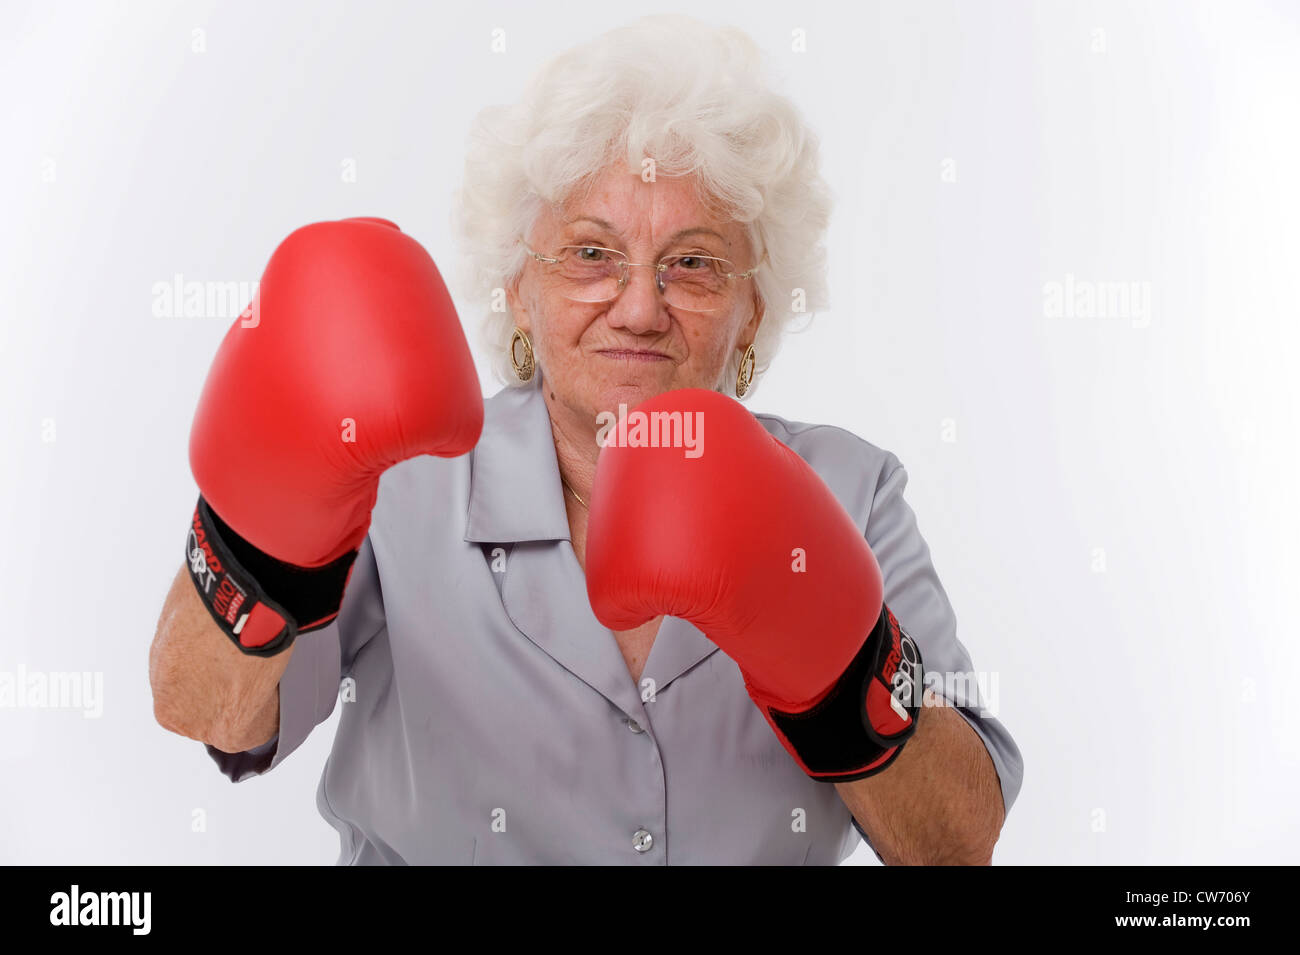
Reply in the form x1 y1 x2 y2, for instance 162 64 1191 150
591 379 672 413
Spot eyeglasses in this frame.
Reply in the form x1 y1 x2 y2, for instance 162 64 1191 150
521 241 761 313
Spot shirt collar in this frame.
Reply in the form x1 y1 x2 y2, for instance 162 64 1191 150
464 374 571 544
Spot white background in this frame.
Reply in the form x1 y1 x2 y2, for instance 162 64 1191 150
1 0 1296 864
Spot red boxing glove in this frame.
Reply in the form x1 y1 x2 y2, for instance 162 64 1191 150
585 389 923 781
186 217 483 655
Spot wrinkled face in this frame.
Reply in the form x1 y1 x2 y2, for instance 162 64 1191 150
507 162 764 427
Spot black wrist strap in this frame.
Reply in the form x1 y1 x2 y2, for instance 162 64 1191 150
185 495 357 656
761 603 925 782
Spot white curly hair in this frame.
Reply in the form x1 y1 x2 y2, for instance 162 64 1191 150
449 13 833 398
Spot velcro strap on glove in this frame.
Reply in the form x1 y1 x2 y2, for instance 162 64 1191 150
184 495 357 656
747 603 925 782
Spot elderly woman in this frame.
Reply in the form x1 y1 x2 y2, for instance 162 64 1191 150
151 15 1021 865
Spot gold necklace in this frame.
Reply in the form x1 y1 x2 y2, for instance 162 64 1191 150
561 478 588 509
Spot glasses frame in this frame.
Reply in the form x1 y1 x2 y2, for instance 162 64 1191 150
520 240 762 312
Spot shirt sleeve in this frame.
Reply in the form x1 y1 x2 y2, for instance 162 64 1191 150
864 455 1025 820
205 532 387 782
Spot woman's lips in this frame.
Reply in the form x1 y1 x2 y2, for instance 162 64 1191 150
596 349 670 362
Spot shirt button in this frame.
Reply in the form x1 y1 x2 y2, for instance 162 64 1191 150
625 718 645 734
632 828 654 853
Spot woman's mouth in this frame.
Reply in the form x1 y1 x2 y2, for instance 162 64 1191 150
596 349 670 362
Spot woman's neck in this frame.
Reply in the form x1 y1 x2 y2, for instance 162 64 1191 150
541 388 600 562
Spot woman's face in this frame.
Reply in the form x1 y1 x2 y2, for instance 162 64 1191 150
507 163 764 427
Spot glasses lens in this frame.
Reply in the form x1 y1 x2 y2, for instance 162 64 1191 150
552 246 624 302
661 254 732 311
538 246 742 310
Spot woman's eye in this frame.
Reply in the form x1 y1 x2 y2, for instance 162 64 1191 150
576 247 606 262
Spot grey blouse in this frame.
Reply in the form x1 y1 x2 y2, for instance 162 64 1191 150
207 376 1023 864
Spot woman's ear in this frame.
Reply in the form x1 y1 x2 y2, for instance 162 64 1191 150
742 294 765 344
506 273 531 336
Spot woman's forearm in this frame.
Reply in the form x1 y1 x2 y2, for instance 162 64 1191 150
833 686 1005 865
149 562 289 753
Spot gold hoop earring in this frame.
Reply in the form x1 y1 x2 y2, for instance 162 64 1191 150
735 343 756 398
509 327 535 383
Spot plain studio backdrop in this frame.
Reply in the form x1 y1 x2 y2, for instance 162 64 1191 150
1 0 1296 865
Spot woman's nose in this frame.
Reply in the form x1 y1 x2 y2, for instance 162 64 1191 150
606 264 671 333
